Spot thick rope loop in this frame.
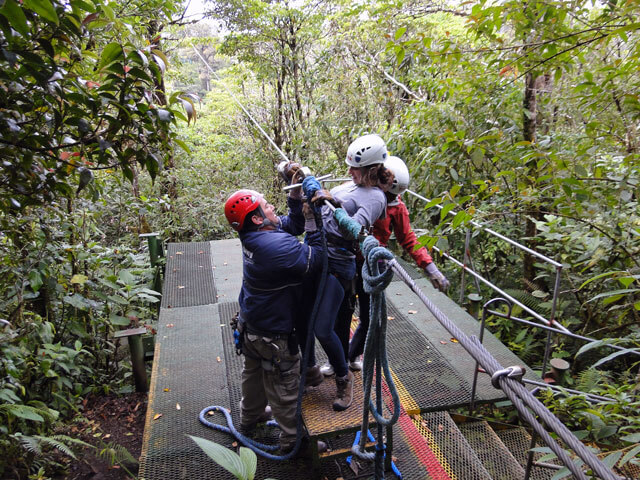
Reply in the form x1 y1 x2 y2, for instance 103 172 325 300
352 235 400 476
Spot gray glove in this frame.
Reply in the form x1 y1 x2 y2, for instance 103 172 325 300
425 263 450 292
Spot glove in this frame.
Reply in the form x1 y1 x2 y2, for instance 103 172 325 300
302 176 321 200
425 263 450 292
311 189 340 209
278 161 303 185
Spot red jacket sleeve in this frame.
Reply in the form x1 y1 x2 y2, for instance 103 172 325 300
386 198 433 269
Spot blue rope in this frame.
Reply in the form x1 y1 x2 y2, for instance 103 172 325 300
198 191 330 461
334 210 401 479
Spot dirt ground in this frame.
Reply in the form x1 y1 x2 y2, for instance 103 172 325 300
64 392 147 480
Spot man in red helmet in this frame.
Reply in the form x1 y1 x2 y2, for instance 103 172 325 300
224 177 327 455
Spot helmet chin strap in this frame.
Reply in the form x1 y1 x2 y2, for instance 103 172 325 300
257 206 280 229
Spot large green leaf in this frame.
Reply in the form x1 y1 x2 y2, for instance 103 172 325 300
1 404 44 422
592 348 637 369
238 447 257 480
98 42 124 70
23 0 58 24
0 0 30 36
189 436 247 479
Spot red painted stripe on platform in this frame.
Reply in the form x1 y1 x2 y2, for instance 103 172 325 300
379 378 453 480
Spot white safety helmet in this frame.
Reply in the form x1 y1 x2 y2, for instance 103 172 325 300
345 134 388 167
385 156 410 195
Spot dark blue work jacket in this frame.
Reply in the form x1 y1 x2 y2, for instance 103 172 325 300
238 198 322 335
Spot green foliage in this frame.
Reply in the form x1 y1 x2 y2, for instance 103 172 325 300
189 435 263 480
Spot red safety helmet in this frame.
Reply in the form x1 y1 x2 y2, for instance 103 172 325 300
224 189 262 231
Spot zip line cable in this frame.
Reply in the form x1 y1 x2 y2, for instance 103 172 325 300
191 45 290 163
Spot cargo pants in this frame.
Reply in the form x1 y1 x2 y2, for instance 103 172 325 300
240 331 300 448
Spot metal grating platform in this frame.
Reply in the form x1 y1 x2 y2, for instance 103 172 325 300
139 305 229 479
385 302 472 412
458 420 526 480
496 427 556 480
141 239 548 480
161 242 217 308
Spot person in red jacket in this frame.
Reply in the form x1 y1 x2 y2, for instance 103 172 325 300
346 155 450 370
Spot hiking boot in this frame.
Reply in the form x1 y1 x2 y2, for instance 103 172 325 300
281 437 328 458
333 371 354 411
305 365 324 387
320 362 335 376
239 405 273 436
349 357 363 371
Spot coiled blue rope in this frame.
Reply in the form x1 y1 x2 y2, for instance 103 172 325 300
334 210 401 479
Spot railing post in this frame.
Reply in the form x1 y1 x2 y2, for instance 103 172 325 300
139 232 162 267
114 327 149 392
467 293 482 320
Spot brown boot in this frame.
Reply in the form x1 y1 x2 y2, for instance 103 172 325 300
333 371 354 411
305 365 324 387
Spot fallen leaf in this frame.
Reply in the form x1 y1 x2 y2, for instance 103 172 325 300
111 465 120 469
104 434 111 439
450 338 458 343
440 341 447 345
408 310 418 314
134 402 140 411
125 432 134 436
178 285 185 289
176 251 183 255
216 356 221 362
153 413 163 420
163 388 170 392
176 403 181 410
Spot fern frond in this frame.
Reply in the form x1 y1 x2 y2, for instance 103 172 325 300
34 435 86 459
576 369 606 392
504 289 552 315
14 434 42 456
97 442 138 466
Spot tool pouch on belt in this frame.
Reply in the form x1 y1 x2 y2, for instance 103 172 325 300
230 311 244 356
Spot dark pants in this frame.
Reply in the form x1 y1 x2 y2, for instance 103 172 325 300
348 263 369 362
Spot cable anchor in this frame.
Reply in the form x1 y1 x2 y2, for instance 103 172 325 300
491 365 526 389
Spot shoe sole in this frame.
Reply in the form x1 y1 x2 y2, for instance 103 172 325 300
332 401 352 411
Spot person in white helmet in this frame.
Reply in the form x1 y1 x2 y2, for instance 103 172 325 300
300 133 394 412
347 155 450 370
